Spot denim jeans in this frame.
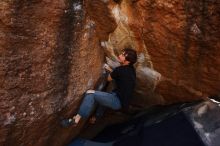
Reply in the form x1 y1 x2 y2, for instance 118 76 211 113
78 91 121 118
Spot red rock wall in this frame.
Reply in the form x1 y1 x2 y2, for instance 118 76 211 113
139 0 220 103
0 0 219 145
102 0 220 106
0 0 116 145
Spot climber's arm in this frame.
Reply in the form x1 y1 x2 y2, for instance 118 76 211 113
107 74 113 81
104 64 113 82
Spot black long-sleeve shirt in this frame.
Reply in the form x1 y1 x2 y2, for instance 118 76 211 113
110 65 136 107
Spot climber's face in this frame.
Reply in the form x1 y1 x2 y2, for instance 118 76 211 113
118 52 130 65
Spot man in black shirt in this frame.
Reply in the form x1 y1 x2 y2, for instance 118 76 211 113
62 48 137 126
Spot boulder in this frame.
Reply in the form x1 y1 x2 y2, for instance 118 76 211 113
0 0 115 145
0 0 219 145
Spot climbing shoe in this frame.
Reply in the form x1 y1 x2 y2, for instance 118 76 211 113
60 118 75 128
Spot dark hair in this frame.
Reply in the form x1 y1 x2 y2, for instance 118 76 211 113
113 0 122 4
122 48 137 65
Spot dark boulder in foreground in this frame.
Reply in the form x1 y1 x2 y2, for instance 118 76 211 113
71 99 220 146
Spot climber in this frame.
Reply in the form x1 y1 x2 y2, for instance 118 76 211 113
61 48 137 127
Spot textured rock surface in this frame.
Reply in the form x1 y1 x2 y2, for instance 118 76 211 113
0 0 115 146
140 0 220 104
103 0 220 106
185 99 220 146
0 0 219 146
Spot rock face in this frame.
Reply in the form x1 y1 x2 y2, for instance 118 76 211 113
185 99 220 146
141 0 220 104
103 0 220 106
0 0 219 146
0 0 115 146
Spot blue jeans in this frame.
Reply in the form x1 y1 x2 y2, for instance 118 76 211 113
77 91 121 118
